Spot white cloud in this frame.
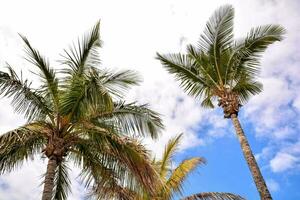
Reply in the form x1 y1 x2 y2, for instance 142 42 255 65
270 152 298 173
255 146 273 162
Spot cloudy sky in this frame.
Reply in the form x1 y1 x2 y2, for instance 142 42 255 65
0 0 300 199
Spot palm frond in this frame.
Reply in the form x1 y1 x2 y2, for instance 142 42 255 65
59 71 113 121
156 53 208 99
182 192 245 200
0 126 45 174
232 76 263 104
0 67 51 121
166 158 205 199
60 21 101 78
159 134 183 179
92 183 137 200
227 24 285 84
19 35 59 110
87 101 164 139
97 69 141 99
53 162 71 200
104 137 159 197
70 135 154 199
198 5 234 85
198 5 234 53
82 125 160 196
186 44 220 88
200 94 214 109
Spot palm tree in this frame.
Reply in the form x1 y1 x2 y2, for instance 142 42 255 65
156 5 285 200
0 21 164 200
102 134 245 200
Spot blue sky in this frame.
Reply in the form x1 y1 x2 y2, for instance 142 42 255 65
0 0 300 199
175 112 300 199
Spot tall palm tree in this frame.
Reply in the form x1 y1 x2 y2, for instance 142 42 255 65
156 5 285 200
0 21 164 200
102 134 245 200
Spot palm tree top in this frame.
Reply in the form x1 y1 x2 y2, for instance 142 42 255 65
157 4 285 115
0 21 164 200
0 21 164 138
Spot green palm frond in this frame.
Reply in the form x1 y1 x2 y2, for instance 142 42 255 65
166 158 205 199
92 182 137 200
53 162 71 200
186 45 220 88
182 192 245 200
59 71 113 121
200 88 215 108
198 5 234 53
0 67 51 121
105 138 158 197
97 69 141 98
100 132 158 195
198 5 234 85
0 126 45 174
19 35 59 110
87 101 164 139
232 76 262 104
227 24 285 85
159 133 183 179
70 138 128 196
69 138 104 188
70 135 154 199
156 53 208 99
60 21 101 78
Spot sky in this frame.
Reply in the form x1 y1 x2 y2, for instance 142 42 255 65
0 0 299 199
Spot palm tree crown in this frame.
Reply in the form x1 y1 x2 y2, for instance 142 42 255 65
0 21 164 200
157 5 285 117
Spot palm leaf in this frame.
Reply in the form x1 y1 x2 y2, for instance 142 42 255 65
83 124 160 196
156 53 208 99
59 71 113 121
70 134 156 199
87 101 164 139
0 67 51 121
198 5 234 85
53 162 71 200
227 24 285 85
92 182 137 200
0 126 45 174
232 76 262 104
198 5 234 53
159 134 183 179
186 44 220 88
97 69 141 98
182 192 245 200
19 35 59 110
60 21 101 78
165 158 205 199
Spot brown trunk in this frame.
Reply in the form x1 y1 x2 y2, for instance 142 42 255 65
231 114 272 200
41 158 57 200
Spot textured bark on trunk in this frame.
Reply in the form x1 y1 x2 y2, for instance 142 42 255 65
231 114 272 200
41 158 57 200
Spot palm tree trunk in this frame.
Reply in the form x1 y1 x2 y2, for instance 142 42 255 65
41 158 57 200
231 114 272 200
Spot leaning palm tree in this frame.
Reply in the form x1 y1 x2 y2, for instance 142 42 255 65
0 21 164 200
156 5 285 200
101 134 245 200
